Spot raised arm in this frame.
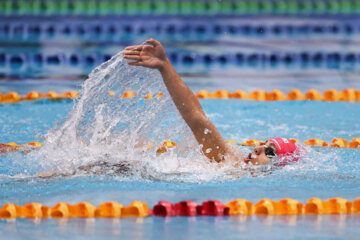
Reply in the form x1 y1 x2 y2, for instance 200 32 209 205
123 39 239 162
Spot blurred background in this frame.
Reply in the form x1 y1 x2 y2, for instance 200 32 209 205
1 4 360 239
1 0 360 94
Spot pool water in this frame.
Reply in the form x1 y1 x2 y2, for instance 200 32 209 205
1 15 360 239
1 78 360 239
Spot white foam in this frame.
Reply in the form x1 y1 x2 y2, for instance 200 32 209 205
28 51 246 182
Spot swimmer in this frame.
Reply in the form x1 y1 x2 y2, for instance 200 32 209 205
123 39 299 167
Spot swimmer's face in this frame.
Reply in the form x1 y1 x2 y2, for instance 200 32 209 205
244 141 278 165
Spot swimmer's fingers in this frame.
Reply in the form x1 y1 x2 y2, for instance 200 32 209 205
146 38 160 47
125 45 144 51
123 55 142 61
123 50 141 56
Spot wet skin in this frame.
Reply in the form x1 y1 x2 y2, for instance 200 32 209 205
244 141 278 165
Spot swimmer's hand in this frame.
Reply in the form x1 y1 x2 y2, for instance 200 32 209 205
123 38 169 71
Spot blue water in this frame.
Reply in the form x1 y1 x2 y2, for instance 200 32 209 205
2 215 360 240
1 91 360 200
1 80 360 240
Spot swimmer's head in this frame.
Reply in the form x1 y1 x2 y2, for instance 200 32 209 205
244 138 298 166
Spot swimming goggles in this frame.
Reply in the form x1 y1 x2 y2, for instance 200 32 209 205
264 145 276 158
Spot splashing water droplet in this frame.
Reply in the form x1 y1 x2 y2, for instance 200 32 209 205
22 51 238 181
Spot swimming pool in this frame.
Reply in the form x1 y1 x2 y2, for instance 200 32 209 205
1 10 360 240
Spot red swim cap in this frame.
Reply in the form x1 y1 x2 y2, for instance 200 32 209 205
269 138 298 166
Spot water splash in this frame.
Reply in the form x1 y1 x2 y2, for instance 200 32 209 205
2 51 356 183
20 51 242 182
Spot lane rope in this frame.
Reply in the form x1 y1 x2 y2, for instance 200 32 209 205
1 197 360 218
1 138 359 155
0 88 360 103
1 21 360 43
1 0 360 17
2 52 360 72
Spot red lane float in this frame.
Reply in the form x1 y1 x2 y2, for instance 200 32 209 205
1 198 360 219
175 200 199 216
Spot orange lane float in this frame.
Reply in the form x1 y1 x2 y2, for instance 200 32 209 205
248 90 267 101
305 89 322 101
324 89 341 101
2 89 360 103
196 90 211 99
72 202 97 218
0 142 42 154
1 198 360 218
121 201 149 218
304 139 328 147
254 199 276 215
287 89 304 100
353 199 360 213
241 139 263 146
61 91 80 99
274 199 303 215
27 142 43 147
340 88 357 101
266 89 286 101
22 203 49 218
0 203 23 218
0 143 19 153
211 90 231 99
230 90 247 99
2 137 360 155
50 202 74 218
23 91 43 101
290 139 300 144
254 198 303 215
305 198 352 215
330 138 348 148
44 91 61 99
95 202 123 218
225 199 253 215
225 139 237 144
0 92 21 103
349 138 360 148
356 90 360 101
0 203 49 218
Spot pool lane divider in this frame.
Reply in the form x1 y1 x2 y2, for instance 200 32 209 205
1 0 360 17
2 22 360 43
1 88 360 104
1 198 360 219
2 52 360 71
1 138 360 155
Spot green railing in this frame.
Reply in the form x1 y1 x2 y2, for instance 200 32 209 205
1 0 360 17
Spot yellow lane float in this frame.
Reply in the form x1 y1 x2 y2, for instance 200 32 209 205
1 198 360 219
1 89 360 103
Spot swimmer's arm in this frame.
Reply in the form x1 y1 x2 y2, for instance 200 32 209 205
123 39 237 162
159 59 231 162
